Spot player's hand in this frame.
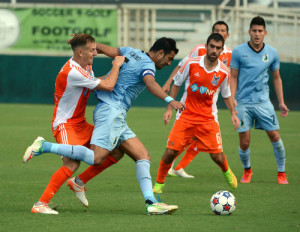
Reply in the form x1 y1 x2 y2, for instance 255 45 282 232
169 100 185 113
163 108 173 126
233 99 237 107
231 113 240 130
279 103 289 117
112 56 125 67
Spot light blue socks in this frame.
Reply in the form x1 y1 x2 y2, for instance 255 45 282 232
136 159 157 204
42 142 95 165
238 147 251 169
272 139 286 172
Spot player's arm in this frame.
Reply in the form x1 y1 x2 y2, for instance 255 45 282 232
143 74 185 113
223 96 240 130
96 43 120 58
272 70 289 117
230 68 239 107
93 56 125 91
162 66 180 93
163 84 181 125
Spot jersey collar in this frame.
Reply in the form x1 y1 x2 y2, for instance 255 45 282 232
199 55 220 73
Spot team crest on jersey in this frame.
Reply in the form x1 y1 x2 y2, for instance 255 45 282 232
211 74 220 86
222 58 228 66
262 54 269 62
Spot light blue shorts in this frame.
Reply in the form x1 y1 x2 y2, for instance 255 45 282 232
90 101 136 151
236 101 280 133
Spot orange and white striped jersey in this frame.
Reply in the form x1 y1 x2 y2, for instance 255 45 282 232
174 55 231 123
178 44 232 67
52 58 100 130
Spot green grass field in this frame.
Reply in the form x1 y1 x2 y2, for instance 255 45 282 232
0 103 299 232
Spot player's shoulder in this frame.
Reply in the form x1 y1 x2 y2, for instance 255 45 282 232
219 62 230 74
264 43 278 53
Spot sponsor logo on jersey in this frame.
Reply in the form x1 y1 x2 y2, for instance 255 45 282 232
262 54 269 62
211 74 220 86
190 84 216 95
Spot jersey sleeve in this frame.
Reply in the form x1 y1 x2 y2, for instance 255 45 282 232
173 59 190 86
270 48 280 71
230 48 240 70
68 69 100 89
220 73 231 98
178 56 189 67
118 46 130 55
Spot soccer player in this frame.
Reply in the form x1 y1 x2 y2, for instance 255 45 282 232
24 37 185 215
26 33 125 214
230 16 289 184
153 33 239 194
163 21 232 178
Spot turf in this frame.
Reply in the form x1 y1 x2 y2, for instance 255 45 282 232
0 103 299 232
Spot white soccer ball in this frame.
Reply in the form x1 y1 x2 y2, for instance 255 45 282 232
210 190 236 215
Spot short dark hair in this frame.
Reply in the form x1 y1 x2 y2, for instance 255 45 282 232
212 21 229 32
250 16 266 29
69 33 95 51
149 37 179 55
206 33 225 47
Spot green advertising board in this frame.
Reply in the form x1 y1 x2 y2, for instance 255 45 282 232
0 8 118 51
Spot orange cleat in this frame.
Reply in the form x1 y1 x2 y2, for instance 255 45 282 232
240 168 252 183
277 172 288 184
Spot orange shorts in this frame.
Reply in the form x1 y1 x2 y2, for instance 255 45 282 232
52 121 94 148
167 119 223 154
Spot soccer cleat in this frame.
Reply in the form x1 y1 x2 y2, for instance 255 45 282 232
156 202 178 214
31 202 58 215
223 168 238 190
173 169 195 178
67 177 88 207
240 168 253 183
146 202 178 215
23 137 45 163
277 172 288 184
153 182 165 194
167 168 178 177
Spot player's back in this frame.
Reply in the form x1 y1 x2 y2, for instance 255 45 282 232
95 47 156 111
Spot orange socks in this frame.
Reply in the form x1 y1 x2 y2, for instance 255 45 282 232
39 166 73 204
175 145 198 170
156 159 173 183
78 156 118 184
218 154 229 172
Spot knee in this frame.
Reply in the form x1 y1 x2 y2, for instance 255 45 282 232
269 134 281 143
162 148 178 163
210 153 223 164
63 159 80 172
240 142 250 151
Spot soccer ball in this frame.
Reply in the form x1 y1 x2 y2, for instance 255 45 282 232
210 190 236 215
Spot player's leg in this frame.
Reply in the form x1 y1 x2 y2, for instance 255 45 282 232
239 131 253 183
255 101 287 184
209 152 237 190
32 122 93 214
154 119 192 192
236 104 254 183
173 139 198 178
67 149 124 207
119 137 178 215
266 130 288 184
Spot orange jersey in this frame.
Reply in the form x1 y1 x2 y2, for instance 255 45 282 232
174 55 231 123
52 58 100 130
179 45 232 67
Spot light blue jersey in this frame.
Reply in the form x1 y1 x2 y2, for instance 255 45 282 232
230 42 280 105
94 47 156 111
